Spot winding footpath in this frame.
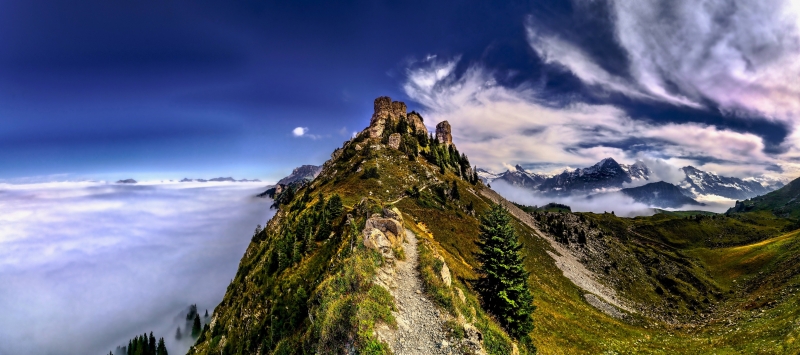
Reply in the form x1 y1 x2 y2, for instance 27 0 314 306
378 229 455 355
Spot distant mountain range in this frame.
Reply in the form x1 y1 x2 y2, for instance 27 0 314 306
480 157 782 208
179 177 262 183
276 165 322 186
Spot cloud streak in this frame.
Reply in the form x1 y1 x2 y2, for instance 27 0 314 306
402 55 780 179
0 181 274 355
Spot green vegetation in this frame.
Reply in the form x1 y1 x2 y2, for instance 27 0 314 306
188 107 800 354
110 331 167 355
476 205 536 343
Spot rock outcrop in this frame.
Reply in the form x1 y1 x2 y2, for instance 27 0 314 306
435 120 452 146
368 96 429 138
388 133 402 149
407 111 427 135
362 207 406 261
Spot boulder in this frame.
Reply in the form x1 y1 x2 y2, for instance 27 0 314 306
388 133 402 149
382 206 403 224
363 228 394 260
462 323 486 355
364 217 404 246
438 256 452 287
435 121 453 146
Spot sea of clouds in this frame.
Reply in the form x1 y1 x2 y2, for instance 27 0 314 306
0 181 275 355
491 180 736 217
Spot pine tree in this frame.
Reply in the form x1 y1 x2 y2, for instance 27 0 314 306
205 309 209 317
149 332 156 355
156 337 168 355
175 326 182 340
451 180 460 200
192 313 202 337
475 204 536 343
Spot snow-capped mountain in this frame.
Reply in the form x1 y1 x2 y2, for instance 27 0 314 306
481 158 780 203
680 166 772 200
537 158 651 195
489 165 549 188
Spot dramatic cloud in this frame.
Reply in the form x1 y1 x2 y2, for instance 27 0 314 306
402 0 800 181
609 0 800 122
0 181 274 355
402 56 780 178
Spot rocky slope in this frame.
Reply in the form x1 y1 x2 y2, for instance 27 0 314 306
680 166 771 200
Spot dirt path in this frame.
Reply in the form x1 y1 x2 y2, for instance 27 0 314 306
378 229 454 354
479 188 634 314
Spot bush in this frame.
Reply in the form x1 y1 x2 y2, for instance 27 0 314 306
361 167 380 180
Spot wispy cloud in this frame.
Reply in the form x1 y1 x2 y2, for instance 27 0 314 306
402 56 780 178
0 181 274 355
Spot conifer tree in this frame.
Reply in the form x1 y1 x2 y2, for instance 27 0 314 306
192 313 202 337
156 337 168 355
475 204 536 343
175 326 182 340
451 180 460 200
149 332 156 355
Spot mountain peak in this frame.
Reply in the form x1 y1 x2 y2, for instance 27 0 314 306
367 96 426 138
597 157 619 167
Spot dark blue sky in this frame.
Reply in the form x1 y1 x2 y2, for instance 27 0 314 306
1 0 795 181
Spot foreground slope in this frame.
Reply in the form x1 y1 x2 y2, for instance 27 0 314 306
190 97 800 354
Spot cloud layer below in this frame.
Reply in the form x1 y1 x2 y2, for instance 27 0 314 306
0 181 274 355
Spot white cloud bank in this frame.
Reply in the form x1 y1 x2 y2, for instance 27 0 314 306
0 181 274 355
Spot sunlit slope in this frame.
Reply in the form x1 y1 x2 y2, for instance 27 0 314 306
187 98 800 354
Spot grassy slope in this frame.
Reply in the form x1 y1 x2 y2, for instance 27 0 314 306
189 124 800 354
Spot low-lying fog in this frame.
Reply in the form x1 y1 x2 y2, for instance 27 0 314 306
491 180 737 217
0 181 275 355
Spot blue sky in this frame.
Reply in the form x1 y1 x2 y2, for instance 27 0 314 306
2 0 799 182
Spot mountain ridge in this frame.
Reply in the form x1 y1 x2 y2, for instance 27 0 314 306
482 158 778 203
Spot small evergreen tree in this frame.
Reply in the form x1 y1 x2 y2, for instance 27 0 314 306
475 204 536 343
175 326 182 340
205 309 209 317
156 337 168 355
192 313 202 337
451 180 460 200
149 332 156 355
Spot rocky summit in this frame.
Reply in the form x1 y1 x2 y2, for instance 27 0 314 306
187 97 800 355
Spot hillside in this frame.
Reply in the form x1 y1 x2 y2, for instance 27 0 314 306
728 176 800 221
188 97 800 354
620 181 703 208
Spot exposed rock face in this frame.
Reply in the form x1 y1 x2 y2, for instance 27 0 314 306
407 111 428 135
435 121 452 145
370 96 407 138
277 165 322 185
368 96 429 138
388 133 402 149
